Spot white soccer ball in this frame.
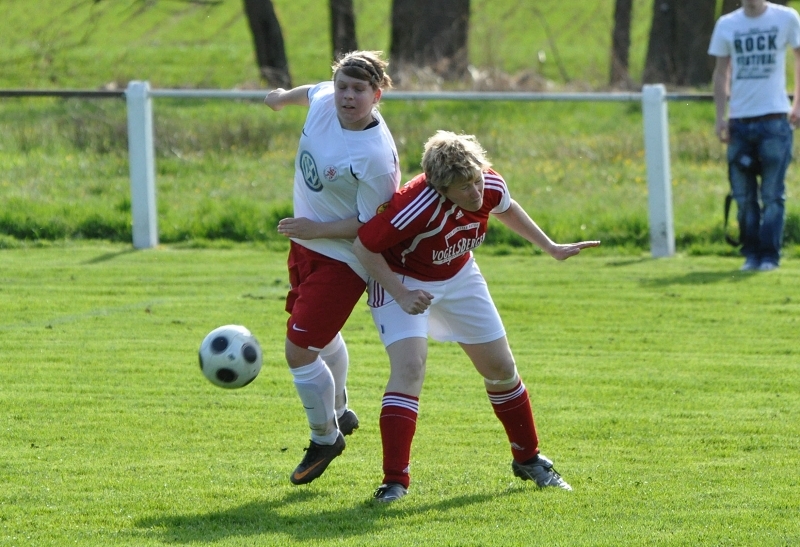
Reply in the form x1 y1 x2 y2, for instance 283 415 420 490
198 325 262 389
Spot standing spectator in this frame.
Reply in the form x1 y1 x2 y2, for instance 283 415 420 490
265 51 400 485
353 131 599 502
709 0 800 271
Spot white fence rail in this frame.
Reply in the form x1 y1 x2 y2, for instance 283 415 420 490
127 81 680 256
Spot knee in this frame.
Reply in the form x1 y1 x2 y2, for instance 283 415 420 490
481 358 518 383
396 358 426 386
761 184 786 206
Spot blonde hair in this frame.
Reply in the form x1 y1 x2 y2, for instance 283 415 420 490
421 131 492 192
332 51 393 91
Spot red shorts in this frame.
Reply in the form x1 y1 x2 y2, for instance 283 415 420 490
285 241 366 351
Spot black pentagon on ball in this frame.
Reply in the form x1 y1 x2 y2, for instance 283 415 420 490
211 335 229 353
216 368 238 383
242 343 258 364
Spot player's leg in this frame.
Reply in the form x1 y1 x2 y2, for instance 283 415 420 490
434 259 570 490
460 337 539 463
374 336 427 502
422 259 535 461
285 341 336 442
284 243 366 484
460 337 571 490
367 278 432 502
319 332 359 436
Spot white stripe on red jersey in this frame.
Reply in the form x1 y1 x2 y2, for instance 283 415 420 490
358 169 512 281
391 185 442 230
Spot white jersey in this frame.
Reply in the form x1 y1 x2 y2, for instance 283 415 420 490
292 81 400 280
708 3 800 118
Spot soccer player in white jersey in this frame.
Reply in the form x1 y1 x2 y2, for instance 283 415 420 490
264 51 400 485
353 131 599 502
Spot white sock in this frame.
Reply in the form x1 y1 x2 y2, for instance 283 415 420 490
290 357 337 444
320 333 350 419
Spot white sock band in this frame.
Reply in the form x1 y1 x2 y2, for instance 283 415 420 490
484 369 520 387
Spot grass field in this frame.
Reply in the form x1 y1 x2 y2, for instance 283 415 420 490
1 243 799 546
2 6 800 544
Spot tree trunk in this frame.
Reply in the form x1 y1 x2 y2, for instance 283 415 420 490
390 0 470 83
330 0 358 60
610 0 634 88
643 0 716 86
243 0 292 88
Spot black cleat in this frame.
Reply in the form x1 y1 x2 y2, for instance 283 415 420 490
337 409 360 436
373 482 408 503
512 454 572 491
290 433 345 485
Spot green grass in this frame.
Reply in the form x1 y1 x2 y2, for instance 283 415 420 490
2 3 800 546
1 243 800 546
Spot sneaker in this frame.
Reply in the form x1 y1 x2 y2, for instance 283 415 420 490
758 261 779 271
740 258 760 271
337 409 360 436
290 433 345 485
512 454 573 491
373 482 408 503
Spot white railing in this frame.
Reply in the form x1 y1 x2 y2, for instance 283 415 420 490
126 81 680 257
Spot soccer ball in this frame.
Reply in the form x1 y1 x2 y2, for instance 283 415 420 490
198 325 262 389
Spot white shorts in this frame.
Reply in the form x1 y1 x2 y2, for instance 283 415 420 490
367 257 506 347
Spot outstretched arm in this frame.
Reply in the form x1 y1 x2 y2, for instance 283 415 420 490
277 216 362 240
494 199 600 260
353 237 434 315
264 85 313 111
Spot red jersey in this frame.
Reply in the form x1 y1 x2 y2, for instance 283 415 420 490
358 169 512 281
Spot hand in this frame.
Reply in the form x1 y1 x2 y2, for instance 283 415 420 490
264 89 286 111
277 217 320 240
396 289 434 315
715 118 729 143
548 240 601 261
790 107 800 129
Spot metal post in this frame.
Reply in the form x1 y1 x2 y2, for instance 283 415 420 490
641 84 675 258
125 81 158 249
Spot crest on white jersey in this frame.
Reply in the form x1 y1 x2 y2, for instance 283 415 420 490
323 165 339 181
300 150 323 192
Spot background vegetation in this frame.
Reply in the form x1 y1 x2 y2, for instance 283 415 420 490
1 0 799 254
2 0 661 89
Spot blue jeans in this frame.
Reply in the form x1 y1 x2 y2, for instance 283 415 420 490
727 117 793 264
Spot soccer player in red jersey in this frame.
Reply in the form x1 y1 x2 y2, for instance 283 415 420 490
354 130 599 501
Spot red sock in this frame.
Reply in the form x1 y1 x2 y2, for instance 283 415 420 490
379 392 418 489
487 380 539 463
